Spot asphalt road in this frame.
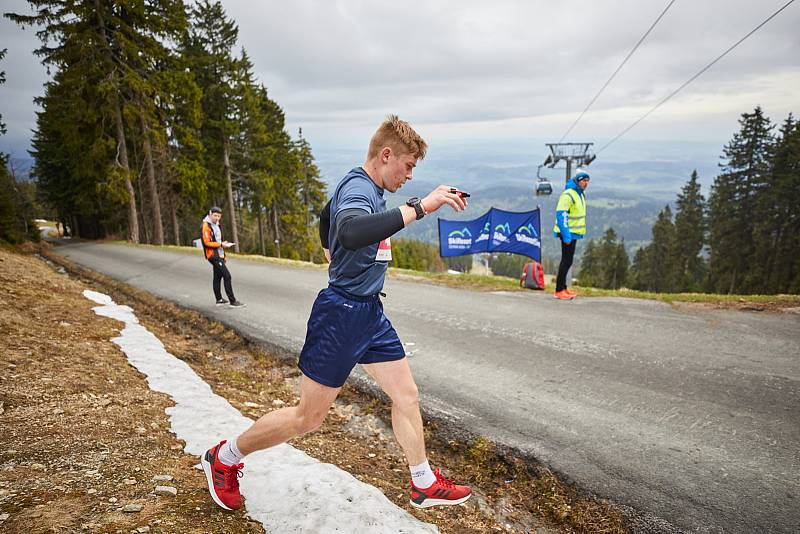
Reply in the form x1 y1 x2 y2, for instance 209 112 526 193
52 242 800 533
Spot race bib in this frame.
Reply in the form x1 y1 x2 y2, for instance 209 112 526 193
376 238 392 262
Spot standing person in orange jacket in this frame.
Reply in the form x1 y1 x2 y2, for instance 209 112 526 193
201 207 245 308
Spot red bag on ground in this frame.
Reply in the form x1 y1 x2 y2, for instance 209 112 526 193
519 261 545 290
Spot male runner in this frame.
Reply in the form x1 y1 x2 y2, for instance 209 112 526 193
201 115 472 512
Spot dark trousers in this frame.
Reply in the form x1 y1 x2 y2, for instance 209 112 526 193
556 237 577 292
210 259 236 302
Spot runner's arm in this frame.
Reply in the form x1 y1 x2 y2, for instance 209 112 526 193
319 199 331 249
336 208 405 250
336 200 437 250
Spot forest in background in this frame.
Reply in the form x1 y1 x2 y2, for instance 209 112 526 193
578 107 800 295
3 0 327 261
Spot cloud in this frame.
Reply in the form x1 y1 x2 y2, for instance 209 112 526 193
225 0 798 149
1 0 798 157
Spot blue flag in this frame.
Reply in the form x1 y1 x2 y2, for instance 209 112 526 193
438 207 541 261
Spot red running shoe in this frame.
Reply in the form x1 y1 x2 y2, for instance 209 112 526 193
410 468 471 508
201 440 244 510
564 288 577 297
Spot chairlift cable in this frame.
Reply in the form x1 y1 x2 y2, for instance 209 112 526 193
597 0 796 154
558 0 677 142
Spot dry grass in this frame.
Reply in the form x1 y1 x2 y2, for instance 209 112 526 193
0 246 263 533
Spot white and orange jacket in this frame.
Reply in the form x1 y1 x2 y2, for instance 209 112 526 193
201 216 225 262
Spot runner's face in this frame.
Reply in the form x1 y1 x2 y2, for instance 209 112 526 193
383 150 417 193
210 212 222 224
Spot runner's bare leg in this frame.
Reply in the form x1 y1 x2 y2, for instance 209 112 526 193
362 358 426 465
236 374 341 455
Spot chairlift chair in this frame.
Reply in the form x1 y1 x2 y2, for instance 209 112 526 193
535 180 553 196
535 165 553 196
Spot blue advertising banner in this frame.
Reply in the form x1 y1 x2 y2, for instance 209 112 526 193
438 207 541 261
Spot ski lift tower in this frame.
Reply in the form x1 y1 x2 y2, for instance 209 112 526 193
543 143 596 182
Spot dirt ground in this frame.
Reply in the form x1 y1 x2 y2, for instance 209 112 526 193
0 245 628 534
672 299 800 313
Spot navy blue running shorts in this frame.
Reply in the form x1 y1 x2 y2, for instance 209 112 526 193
298 286 406 388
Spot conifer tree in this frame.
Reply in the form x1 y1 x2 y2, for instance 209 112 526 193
229 53 275 255
120 0 188 245
7 2 127 238
0 48 5 144
184 0 242 251
628 246 652 291
707 107 774 293
0 48 17 242
295 129 327 262
154 53 207 245
7 0 188 243
30 63 123 238
630 206 676 292
578 228 628 289
673 170 706 291
578 240 600 287
6 1 338 256
752 114 800 293
602 229 629 290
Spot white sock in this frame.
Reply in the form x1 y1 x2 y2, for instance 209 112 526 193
409 459 436 489
218 437 244 466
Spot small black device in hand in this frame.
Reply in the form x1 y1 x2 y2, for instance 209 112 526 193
449 188 470 198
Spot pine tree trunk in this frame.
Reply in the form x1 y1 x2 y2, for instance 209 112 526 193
136 171 150 244
303 164 311 262
272 201 281 259
114 99 139 243
222 137 239 252
256 200 265 256
170 194 180 246
140 113 164 245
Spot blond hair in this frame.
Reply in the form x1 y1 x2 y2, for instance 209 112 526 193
367 114 428 160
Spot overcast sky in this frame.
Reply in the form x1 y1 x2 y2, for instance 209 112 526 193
1 0 798 163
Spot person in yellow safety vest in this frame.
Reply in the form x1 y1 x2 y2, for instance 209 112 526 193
553 169 589 300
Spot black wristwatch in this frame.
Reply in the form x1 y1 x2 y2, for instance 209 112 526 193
406 197 425 220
